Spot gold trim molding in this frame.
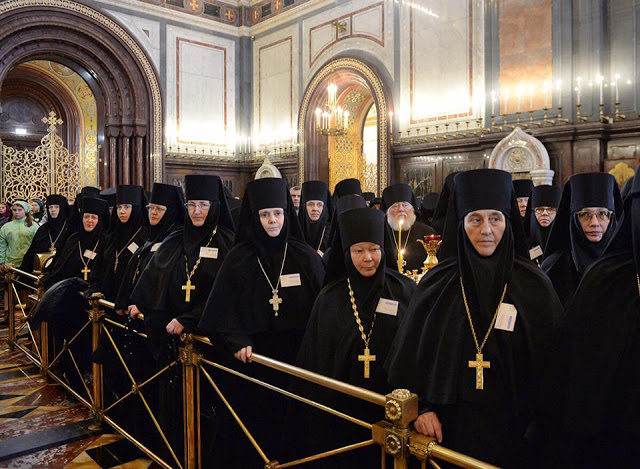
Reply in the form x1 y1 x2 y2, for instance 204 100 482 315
0 0 163 182
298 58 388 191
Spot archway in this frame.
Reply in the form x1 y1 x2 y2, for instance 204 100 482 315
0 0 163 188
298 58 392 193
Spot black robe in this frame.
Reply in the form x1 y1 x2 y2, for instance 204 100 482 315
293 268 415 467
386 255 562 467
384 220 436 272
20 219 69 273
198 238 325 467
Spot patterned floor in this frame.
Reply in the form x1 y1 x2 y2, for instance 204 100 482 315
0 319 159 468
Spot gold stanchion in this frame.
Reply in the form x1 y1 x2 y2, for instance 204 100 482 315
181 334 200 469
88 297 105 430
6 271 15 350
40 321 50 378
372 389 419 469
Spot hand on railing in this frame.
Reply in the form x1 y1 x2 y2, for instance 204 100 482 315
234 345 253 363
414 411 443 443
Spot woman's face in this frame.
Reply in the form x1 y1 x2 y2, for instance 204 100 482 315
48 205 60 219
0 204 7 213
117 204 132 223
30 201 40 213
12 204 26 220
83 213 99 232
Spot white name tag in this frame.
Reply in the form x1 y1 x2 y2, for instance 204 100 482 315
151 243 162 252
317 249 324 257
376 298 399 316
199 247 219 259
127 242 139 254
495 303 518 332
529 245 543 260
280 273 301 287
84 249 97 260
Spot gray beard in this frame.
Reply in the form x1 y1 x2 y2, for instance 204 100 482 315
387 212 416 231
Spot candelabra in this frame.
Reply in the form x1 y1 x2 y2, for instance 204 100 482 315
556 106 569 124
615 101 626 121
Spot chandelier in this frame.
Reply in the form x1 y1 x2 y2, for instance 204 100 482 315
315 83 350 136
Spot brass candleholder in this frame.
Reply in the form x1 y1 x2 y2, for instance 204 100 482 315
615 102 626 120
503 115 515 130
556 106 569 124
402 234 442 284
490 115 503 132
599 103 612 123
474 117 484 136
542 107 555 125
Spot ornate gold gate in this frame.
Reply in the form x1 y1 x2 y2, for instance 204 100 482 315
0 111 81 202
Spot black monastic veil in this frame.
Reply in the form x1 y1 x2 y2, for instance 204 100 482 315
385 169 563 467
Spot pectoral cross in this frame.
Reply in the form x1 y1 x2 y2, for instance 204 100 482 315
468 352 490 390
81 266 90 281
182 279 195 302
49 246 56 253
269 290 282 316
358 347 376 379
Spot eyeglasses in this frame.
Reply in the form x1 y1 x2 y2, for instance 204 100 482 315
534 207 557 215
146 204 167 213
576 210 613 221
185 202 211 211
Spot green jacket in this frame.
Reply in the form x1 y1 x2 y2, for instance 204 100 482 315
0 218 39 266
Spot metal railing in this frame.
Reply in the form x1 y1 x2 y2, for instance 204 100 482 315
2 267 499 469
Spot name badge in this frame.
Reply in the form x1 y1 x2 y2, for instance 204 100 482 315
529 245 543 260
151 243 162 253
376 298 399 316
495 303 518 332
127 242 139 254
199 247 219 259
280 273 301 287
84 249 97 260
317 249 324 257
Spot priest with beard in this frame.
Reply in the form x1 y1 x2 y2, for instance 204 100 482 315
551 167 640 468
514 179 534 218
88 185 148 302
293 207 415 468
541 173 622 309
385 169 563 468
198 177 325 468
382 183 436 272
523 185 562 264
114 183 185 315
20 194 70 273
41 197 108 289
298 180 333 256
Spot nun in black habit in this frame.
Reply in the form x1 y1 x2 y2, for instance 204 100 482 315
67 186 103 236
385 169 563 468
541 173 622 309
382 183 436 272
321 194 367 275
513 178 534 218
114 183 185 315
419 192 439 227
41 197 108 290
546 167 640 468
20 194 70 273
88 185 148 302
432 171 458 235
298 180 333 256
522 184 562 264
198 177 325 467
293 207 415 467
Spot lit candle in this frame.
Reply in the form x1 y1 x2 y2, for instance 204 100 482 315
556 79 562 106
575 77 582 106
491 90 496 115
388 111 393 135
397 219 404 273
598 75 604 105
344 110 350 129
614 73 620 103
528 83 534 110
517 85 522 112
543 81 549 108
503 88 509 114
315 108 322 128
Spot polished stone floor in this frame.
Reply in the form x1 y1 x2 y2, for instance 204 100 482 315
0 322 158 468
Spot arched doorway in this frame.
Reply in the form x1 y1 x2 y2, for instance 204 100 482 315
298 58 392 193
0 0 163 188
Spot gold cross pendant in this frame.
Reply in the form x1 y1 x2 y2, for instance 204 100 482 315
358 347 376 379
269 290 282 316
468 352 490 390
182 279 195 302
81 267 90 281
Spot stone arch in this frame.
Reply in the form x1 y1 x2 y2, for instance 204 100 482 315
0 0 163 187
298 57 392 193
489 127 554 185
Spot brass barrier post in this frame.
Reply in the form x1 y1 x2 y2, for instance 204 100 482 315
37 278 50 379
5 271 15 350
89 297 105 430
180 333 201 469
372 389 419 469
